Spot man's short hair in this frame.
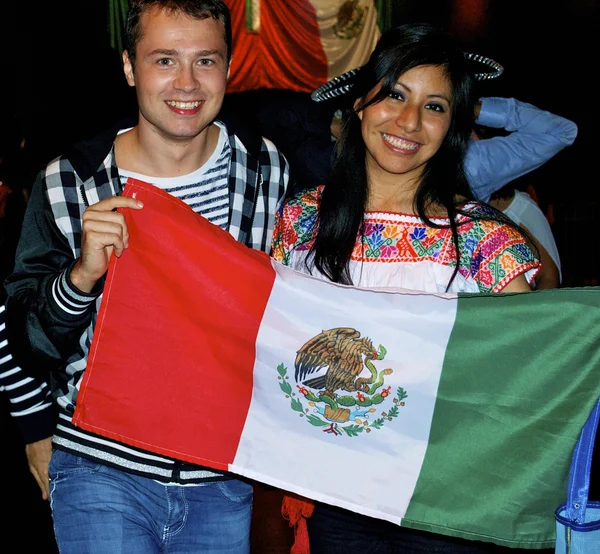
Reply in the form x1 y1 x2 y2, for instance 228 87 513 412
124 0 232 70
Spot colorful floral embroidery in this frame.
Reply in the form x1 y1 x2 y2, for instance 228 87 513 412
271 186 539 292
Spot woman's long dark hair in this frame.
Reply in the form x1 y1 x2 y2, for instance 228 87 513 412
308 23 509 289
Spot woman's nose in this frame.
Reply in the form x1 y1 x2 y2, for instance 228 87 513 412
395 104 421 132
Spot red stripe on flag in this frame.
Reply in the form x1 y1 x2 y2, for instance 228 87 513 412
73 179 276 469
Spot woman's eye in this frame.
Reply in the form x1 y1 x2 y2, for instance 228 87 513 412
427 103 446 113
389 91 404 101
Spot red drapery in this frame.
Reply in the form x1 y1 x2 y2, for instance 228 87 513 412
224 0 329 93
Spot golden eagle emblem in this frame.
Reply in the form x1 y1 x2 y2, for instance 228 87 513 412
276 328 408 437
295 327 378 398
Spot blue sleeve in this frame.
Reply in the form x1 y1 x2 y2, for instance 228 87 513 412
465 97 578 202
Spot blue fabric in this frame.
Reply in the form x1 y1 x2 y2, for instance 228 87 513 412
48 450 252 554
555 399 600 554
465 97 578 202
555 503 600 553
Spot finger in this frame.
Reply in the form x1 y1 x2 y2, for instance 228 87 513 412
30 467 49 500
83 210 132 248
83 219 130 251
82 232 125 258
41 476 50 501
83 210 129 235
87 196 144 212
38 462 49 483
83 218 128 240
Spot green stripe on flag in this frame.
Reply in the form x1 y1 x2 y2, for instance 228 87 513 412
402 287 600 549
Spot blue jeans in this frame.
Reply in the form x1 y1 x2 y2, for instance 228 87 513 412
49 450 252 554
306 503 555 554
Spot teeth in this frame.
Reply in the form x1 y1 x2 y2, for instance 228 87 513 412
167 101 201 109
383 133 418 151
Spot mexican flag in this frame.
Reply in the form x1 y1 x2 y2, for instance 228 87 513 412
73 179 600 549
224 0 382 93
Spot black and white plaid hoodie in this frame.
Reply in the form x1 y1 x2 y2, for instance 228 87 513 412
4 121 289 483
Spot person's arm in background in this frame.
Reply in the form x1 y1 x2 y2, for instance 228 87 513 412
511 190 562 289
465 97 578 202
0 304 55 500
524 231 560 290
25 437 54 500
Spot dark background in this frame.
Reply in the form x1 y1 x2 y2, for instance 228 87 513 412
0 1 597 550
1 0 597 285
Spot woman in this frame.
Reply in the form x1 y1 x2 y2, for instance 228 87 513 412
273 23 542 554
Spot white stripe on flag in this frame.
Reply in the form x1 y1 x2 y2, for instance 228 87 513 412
231 261 459 523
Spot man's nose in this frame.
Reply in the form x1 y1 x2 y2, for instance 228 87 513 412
173 65 199 92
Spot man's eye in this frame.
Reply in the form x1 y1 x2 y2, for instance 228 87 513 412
157 58 172 66
199 59 214 66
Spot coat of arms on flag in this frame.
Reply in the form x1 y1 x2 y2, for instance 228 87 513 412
279 327 407 436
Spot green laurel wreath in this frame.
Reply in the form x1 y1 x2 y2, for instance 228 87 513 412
277 363 407 437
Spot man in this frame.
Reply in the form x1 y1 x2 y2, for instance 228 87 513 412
3 1 289 552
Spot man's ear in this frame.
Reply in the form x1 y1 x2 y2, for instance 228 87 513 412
123 50 135 87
